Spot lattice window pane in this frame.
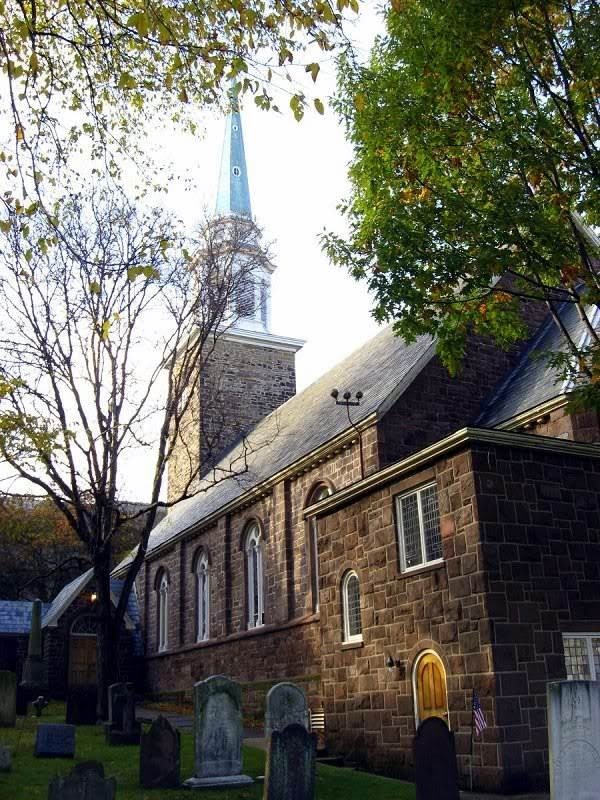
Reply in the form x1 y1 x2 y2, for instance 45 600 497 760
563 637 591 680
401 493 422 568
592 638 600 680
346 575 362 638
421 485 442 562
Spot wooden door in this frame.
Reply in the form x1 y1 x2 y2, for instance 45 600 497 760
416 652 447 724
69 636 97 686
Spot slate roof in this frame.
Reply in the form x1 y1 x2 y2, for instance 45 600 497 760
110 578 144 656
478 301 595 428
42 569 94 628
115 324 436 569
0 600 51 635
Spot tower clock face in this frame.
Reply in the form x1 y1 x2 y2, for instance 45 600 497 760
232 166 241 177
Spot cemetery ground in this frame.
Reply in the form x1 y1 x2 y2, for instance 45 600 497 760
0 702 414 799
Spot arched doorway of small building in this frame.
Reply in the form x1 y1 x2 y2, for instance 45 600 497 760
68 614 98 686
413 649 449 728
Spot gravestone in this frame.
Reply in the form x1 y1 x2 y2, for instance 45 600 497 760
140 715 181 788
265 682 309 742
105 682 140 744
32 695 49 717
548 680 600 800
0 744 11 772
34 723 76 758
0 671 17 727
48 761 116 800
183 675 253 788
264 723 317 800
413 717 459 800
66 686 97 725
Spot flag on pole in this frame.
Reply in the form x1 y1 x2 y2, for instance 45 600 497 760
472 690 487 736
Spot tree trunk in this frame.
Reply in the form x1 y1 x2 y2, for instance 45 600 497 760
94 553 119 720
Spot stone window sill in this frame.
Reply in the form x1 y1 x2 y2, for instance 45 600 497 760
398 560 445 580
341 639 364 651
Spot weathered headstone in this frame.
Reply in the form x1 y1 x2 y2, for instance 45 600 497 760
0 671 17 727
0 744 11 772
183 675 253 788
548 680 600 800
265 682 309 742
105 682 140 745
66 686 97 725
48 761 116 800
264 723 317 800
140 715 181 788
413 717 459 800
35 723 76 758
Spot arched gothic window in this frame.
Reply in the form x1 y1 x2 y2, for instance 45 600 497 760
245 523 264 629
308 484 333 612
157 571 169 652
342 570 363 643
196 553 210 642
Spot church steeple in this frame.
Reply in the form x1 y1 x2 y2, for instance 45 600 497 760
215 91 252 218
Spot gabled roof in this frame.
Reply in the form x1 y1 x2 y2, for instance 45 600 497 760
0 600 51 635
42 569 94 628
115 324 436 569
477 301 594 428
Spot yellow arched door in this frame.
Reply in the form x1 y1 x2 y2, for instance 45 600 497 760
415 651 448 725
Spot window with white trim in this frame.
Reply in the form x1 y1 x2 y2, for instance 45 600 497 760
342 570 362 643
396 483 442 571
309 484 332 612
196 554 210 643
158 572 169 652
563 633 600 680
245 523 264 629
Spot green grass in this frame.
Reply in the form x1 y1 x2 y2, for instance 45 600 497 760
0 703 415 799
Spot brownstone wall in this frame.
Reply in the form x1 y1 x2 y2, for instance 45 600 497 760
167 335 297 502
199 336 297 473
315 440 600 792
515 405 600 444
379 335 539 468
317 450 495 784
138 430 376 714
474 442 600 792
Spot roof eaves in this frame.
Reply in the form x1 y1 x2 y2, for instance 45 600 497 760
112 413 378 574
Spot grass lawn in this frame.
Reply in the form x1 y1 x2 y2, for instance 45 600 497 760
0 703 415 799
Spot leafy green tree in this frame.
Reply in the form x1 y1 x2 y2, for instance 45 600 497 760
325 0 600 405
0 0 354 211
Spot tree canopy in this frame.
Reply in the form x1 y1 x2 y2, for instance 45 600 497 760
325 0 600 406
1 0 356 211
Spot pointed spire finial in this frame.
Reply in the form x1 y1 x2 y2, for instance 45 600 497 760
215 83 252 218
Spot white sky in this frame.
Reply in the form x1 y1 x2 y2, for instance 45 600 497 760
148 4 385 390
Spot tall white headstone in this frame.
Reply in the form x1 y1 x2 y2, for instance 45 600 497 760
548 680 600 800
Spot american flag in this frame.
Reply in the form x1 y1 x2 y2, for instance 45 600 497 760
472 690 487 736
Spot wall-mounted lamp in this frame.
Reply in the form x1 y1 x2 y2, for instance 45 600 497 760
90 592 97 603
385 654 395 671
385 654 405 679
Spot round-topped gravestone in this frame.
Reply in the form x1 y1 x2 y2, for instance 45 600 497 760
265 682 309 742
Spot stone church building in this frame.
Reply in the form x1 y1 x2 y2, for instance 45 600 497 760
3 100 596 793
113 103 600 793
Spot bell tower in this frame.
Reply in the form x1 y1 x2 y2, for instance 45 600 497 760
167 92 304 502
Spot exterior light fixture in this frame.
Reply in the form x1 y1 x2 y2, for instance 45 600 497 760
90 592 97 603
331 388 365 478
